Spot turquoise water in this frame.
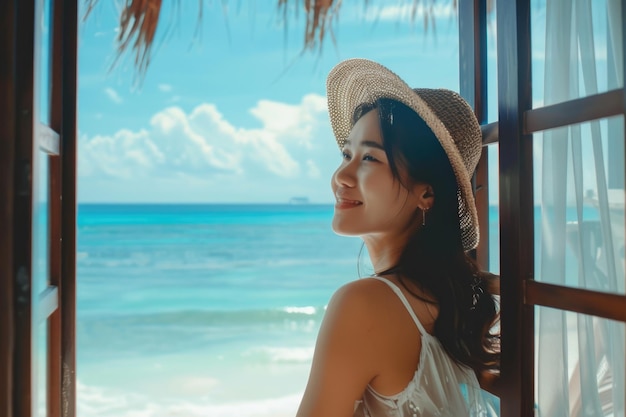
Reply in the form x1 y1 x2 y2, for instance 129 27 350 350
77 204 363 416
77 203 596 416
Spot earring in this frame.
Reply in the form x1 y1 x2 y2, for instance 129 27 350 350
422 208 428 226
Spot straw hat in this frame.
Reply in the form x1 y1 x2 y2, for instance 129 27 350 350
326 58 482 250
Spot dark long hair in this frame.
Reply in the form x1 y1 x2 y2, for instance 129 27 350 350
353 98 500 373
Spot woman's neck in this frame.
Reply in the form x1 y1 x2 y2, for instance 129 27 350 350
363 233 410 275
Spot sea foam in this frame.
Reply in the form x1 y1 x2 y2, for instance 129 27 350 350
77 380 303 417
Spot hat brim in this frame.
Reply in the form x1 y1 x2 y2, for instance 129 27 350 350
326 58 480 251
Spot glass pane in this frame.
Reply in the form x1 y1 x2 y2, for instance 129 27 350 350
531 0 623 108
37 0 52 125
33 149 50 294
37 321 48 417
487 1 500 274
533 116 625 295
535 306 625 417
488 145 500 274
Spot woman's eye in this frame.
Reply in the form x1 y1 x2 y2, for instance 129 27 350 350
363 154 378 162
341 151 351 160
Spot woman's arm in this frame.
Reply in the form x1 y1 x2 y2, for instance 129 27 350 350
477 369 502 397
478 271 501 396
296 281 381 417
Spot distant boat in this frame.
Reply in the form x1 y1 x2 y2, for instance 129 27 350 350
289 197 310 205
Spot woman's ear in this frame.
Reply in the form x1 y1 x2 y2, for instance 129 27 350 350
413 183 435 210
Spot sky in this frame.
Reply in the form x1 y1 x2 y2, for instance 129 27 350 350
75 1 501 204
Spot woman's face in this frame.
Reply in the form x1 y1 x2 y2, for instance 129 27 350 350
331 109 423 238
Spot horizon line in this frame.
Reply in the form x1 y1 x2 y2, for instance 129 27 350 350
76 201 503 205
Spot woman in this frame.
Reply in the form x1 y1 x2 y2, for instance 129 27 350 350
296 59 500 417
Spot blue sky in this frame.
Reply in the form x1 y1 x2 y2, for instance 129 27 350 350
77 1 499 203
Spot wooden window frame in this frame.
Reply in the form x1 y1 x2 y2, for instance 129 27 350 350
459 0 491 270
460 1 626 415
2 2 623 417
0 1 78 417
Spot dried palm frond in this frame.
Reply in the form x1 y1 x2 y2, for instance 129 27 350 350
84 0 164 75
303 0 340 52
84 0 494 77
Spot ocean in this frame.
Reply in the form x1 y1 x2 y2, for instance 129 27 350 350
75 204 503 417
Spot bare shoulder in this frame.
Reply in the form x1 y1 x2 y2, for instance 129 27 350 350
310 279 395 377
331 277 390 299
327 278 394 312
296 279 394 416
324 278 403 328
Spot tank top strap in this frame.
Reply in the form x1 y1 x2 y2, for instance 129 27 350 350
369 276 429 336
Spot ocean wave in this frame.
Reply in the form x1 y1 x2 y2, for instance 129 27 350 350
283 306 318 315
77 380 302 417
77 307 323 359
242 346 314 364
80 306 326 327
77 255 356 270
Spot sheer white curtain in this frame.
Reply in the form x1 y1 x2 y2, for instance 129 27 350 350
537 1 625 416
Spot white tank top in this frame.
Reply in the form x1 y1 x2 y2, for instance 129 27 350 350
353 277 493 417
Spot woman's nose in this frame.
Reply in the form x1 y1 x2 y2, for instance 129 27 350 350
332 160 356 188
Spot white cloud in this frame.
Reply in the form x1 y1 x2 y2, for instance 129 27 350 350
363 4 456 22
306 160 321 178
79 129 164 179
104 87 123 104
158 83 173 92
78 94 339 202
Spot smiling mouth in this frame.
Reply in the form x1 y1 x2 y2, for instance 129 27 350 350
335 198 363 209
